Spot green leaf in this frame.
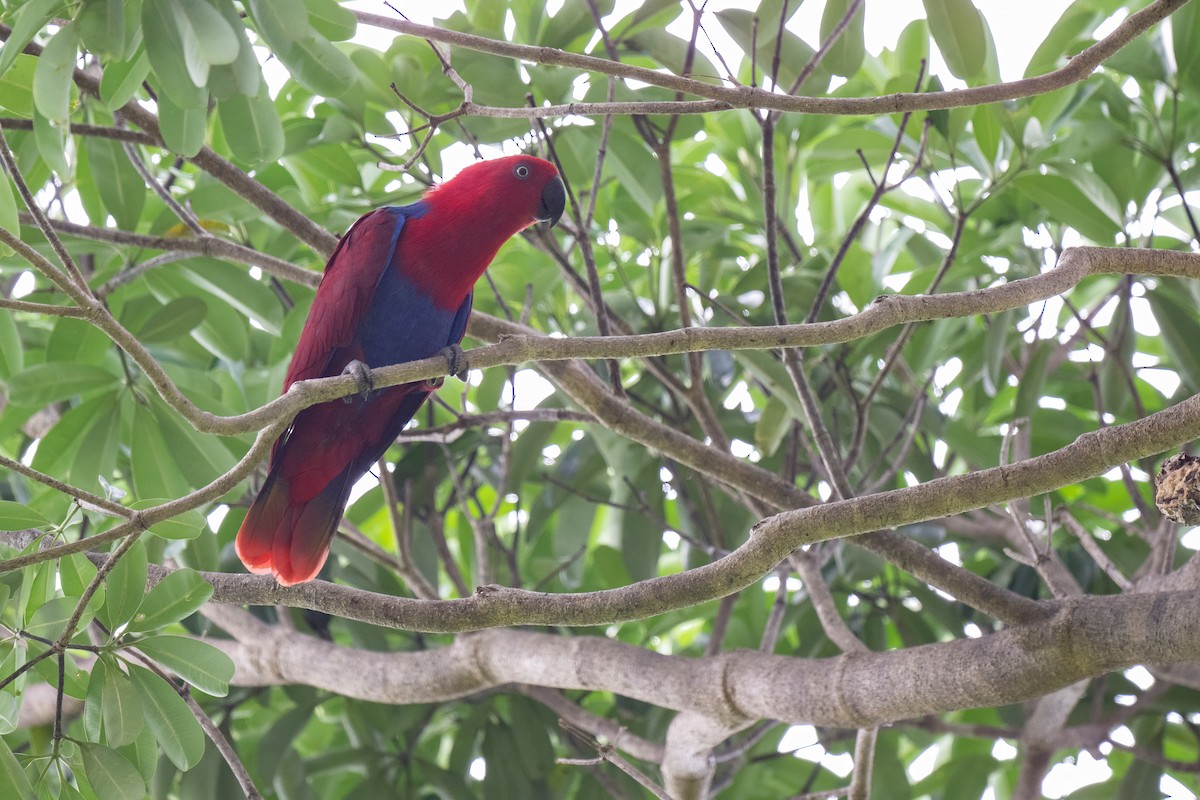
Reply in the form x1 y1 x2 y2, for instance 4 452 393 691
217 83 284 166
46 316 112 364
1172 0 1200 91
0 663 22 733
179 257 285 334
0 307 23 377
464 0 505 32
0 693 19 736
980 310 1012 397
0 735 34 800
32 394 112 477
83 135 145 230
284 28 357 97
246 0 356 97
102 660 145 747
135 297 208 343
754 395 792 458
27 595 88 640
4 362 117 406
141 0 209 109
482 719 533 798
128 568 213 632
923 0 987 80
891 18 929 85
1024 4 1102 78
541 0 616 47
0 0 62 79
591 127 660 216
623 29 718 83
145 270 250 361
972 103 1002 166
58 552 104 616
1014 341 1050 420
177 0 241 84
715 9 825 92
99 49 151 111
33 108 70 176
608 0 679 39
128 500 207 541
0 501 49 531
1100 293 1136 416
207 0 262 98
820 0 866 77
32 646 90 698
1012 172 1121 244
84 647 108 739
1147 281 1200 396
0 54 37 117
1117 717 1164 799
120 723 160 784
255 703 318 784
508 696 555 779
32 21 79 122
66 391 122 495
132 635 233 696
99 538 147 631
272 750 315 800
304 0 357 41
150 398 238 488
129 402 191 500
76 0 127 59
836 241 876 309
20 560 56 624
127 664 205 770
156 89 208 157
79 742 147 800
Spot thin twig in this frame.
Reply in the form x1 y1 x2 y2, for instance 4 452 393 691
1055 508 1133 591
114 113 205 235
378 468 439 600
0 124 91 291
558 721 673 799
127 649 264 799
847 726 878 800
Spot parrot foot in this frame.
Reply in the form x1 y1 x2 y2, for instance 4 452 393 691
427 344 468 388
342 360 374 402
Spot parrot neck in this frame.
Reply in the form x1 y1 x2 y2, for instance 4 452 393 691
395 193 533 310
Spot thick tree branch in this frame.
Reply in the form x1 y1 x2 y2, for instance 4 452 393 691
355 0 1186 117
208 587 1200 729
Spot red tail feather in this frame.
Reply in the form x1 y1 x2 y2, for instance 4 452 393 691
235 466 353 586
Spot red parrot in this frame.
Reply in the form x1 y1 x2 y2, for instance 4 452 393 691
236 155 565 585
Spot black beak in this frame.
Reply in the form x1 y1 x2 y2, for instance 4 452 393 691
537 175 566 228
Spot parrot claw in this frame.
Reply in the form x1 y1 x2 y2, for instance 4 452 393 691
342 360 374 401
427 344 468 388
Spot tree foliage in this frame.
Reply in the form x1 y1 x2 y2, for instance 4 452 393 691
1 0 1199 798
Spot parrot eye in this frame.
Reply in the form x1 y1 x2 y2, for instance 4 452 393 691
513 163 531 179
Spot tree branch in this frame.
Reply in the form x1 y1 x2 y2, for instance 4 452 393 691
355 0 1187 117
206 587 1200 729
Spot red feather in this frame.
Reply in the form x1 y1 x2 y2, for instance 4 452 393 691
284 209 404 391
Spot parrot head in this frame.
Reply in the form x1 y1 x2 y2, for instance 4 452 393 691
423 154 565 233
394 154 567 308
